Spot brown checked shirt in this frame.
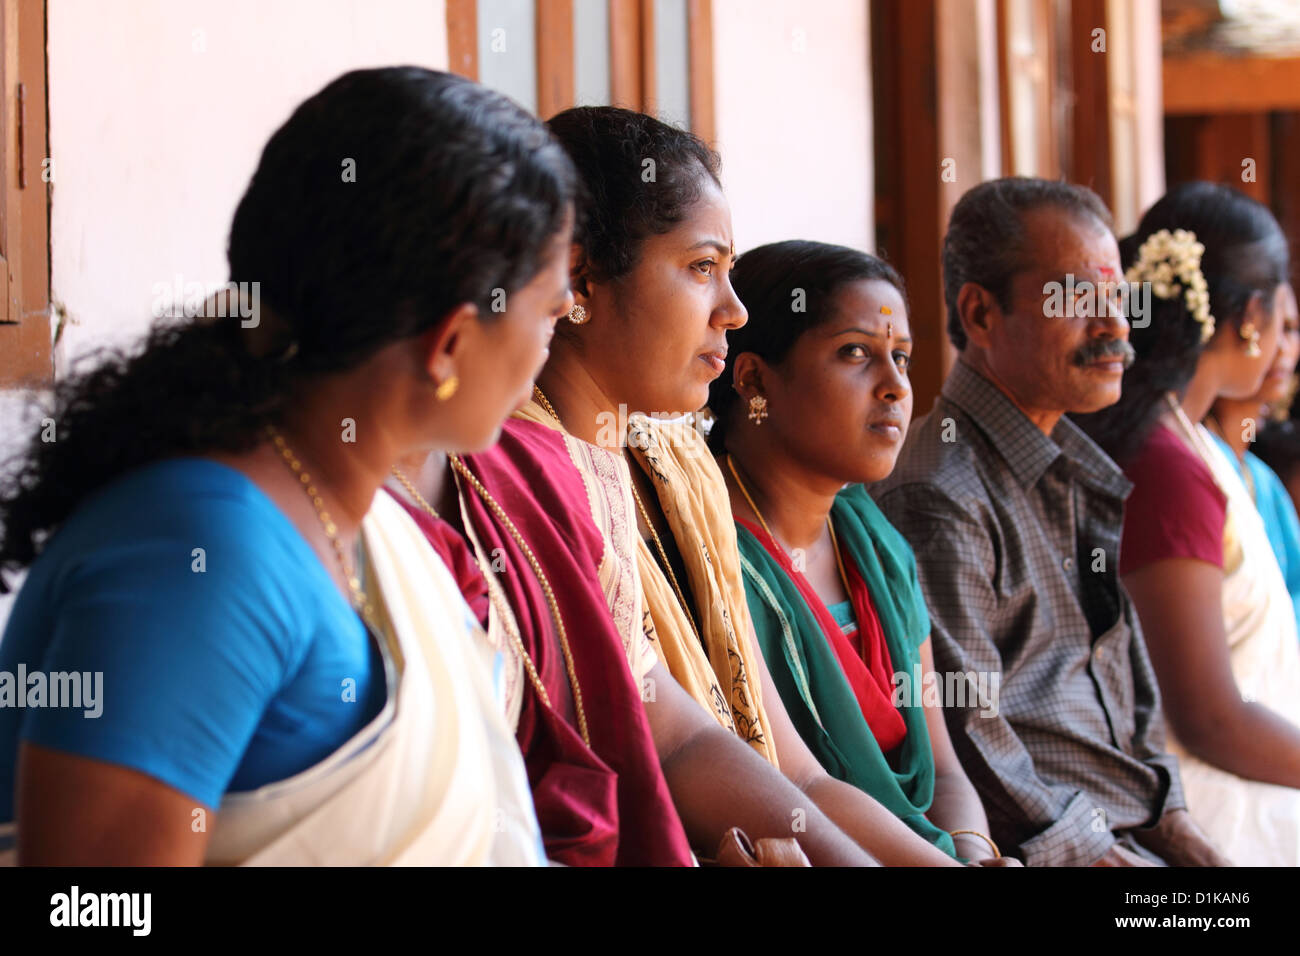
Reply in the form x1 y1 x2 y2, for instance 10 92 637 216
872 360 1185 866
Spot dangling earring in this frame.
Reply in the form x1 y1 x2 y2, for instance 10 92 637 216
748 394 768 425
435 375 460 401
1241 322 1262 358
567 304 589 325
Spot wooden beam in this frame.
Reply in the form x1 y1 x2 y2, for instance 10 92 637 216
609 0 642 110
0 0 50 388
446 0 478 81
1164 53 1300 115
873 0 947 416
1067 0 1111 208
536 0 574 119
687 0 714 143
1186 112 1271 206
639 0 656 116
996 0 1013 176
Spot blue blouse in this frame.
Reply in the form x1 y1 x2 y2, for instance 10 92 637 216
0 458 387 821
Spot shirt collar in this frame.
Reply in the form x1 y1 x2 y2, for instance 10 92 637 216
941 359 1130 497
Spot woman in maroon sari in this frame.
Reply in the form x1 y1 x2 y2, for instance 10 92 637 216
389 416 879 866
388 416 692 866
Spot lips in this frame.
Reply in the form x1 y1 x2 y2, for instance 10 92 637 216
1087 358 1125 372
867 417 903 440
699 349 727 375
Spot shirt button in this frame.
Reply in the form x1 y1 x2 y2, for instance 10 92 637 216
1063 557 1075 571
1094 644 1105 661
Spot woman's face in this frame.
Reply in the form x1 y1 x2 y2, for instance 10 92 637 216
760 279 913 485
1253 283 1300 407
443 216 575 451
578 177 747 420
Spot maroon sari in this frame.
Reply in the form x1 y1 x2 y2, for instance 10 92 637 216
391 418 693 866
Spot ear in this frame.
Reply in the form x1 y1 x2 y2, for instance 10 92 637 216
1241 288 1270 329
731 352 769 400
956 281 1002 351
569 243 592 307
417 302 480 385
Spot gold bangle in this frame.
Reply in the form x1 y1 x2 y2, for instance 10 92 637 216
949 829 1001 859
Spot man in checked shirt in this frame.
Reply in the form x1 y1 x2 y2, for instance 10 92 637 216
873 177 1229 867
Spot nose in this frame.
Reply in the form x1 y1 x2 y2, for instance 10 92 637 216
876 357 911 404
715 272 748 330
1095 282 1130 340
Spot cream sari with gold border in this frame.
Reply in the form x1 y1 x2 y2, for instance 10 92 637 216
1168 407 1300 866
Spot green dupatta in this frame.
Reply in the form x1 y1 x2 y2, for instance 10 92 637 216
735 483 956 857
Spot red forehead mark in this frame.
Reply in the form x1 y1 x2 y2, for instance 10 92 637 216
1098 266 1117 278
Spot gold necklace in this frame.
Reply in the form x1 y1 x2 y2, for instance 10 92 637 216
533 384 702 645
266 425 376 627
726 453 853 599
389 461 590 746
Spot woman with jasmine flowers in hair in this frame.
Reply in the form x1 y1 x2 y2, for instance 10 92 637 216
1074 181 1300 865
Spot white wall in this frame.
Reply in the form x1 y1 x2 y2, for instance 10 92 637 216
1 0 449 630
48 0 449 366
711 0 873 255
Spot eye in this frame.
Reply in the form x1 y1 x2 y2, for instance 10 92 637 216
839 343 868 360
893 350 911 370
692 259 716 276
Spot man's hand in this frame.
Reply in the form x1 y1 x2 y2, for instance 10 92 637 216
1132 808 1232 867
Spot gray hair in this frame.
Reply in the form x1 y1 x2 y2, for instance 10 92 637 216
943 177 1113 350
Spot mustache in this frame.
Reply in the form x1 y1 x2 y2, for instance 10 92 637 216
1073 338 1136 369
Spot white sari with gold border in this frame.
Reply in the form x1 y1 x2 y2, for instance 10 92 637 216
1167 408 1300 866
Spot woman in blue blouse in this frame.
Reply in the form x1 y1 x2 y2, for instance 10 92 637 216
1207 281 1300 638
0 68 577 864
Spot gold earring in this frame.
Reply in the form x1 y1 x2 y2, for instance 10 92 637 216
435 375 460 401
748 394 768 424
567 304 589 325
1241 322 1262 358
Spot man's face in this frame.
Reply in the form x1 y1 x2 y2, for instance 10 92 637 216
985 208 1129 416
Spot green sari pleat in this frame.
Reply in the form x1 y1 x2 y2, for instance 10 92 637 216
736 483 956 857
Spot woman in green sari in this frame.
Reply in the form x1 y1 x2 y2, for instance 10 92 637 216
707 240 1007 864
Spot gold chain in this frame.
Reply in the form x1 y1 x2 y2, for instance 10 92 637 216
533 384 701 646
532 384 562 423
389 460 590 747
266 425 376 627
726 453 852 598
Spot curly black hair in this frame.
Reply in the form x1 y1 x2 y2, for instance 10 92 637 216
1072 181 1289 466
706 239 907 453
545 106 719 286
0 67 576 592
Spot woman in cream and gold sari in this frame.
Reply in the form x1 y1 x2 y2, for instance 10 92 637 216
0 68 576 866
531 106 975 866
